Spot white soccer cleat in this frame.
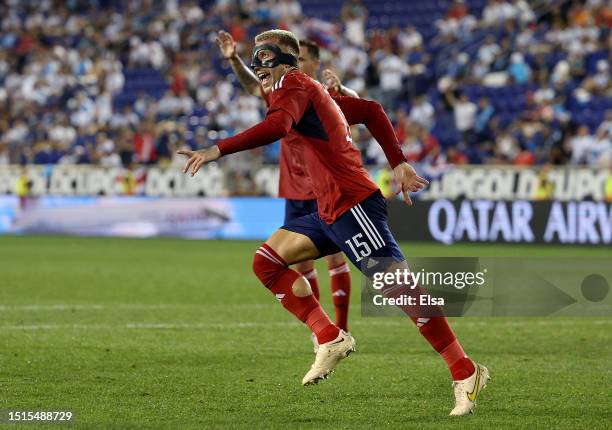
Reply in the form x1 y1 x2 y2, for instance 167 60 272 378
311 332 319 354
449 362 490 416
311 331 354 355
302 330 355 385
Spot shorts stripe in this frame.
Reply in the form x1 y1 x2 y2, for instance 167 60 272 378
356 204 385 247
350 207 382 250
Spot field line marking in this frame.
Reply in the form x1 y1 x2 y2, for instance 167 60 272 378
1 319 610 331
0 303 277 312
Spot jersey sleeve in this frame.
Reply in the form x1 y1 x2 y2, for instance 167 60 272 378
217 109 293 156
267 74 311 125
333 95 407 168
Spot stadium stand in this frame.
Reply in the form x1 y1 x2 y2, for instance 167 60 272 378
0 0 610 172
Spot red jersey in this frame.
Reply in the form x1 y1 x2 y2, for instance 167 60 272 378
266 70 379 223
278 129 316 200
218 70 406 223
268 83 405 201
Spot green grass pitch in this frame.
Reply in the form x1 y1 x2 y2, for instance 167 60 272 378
1 236 610 429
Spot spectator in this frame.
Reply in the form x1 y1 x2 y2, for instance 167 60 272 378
448 91 477 141
398 25 423 53
341 0 368 47
570 125 597 165
474 97 495 138
0 0 608 173
378 48 408 111
409 96 435 130
508 52 531 84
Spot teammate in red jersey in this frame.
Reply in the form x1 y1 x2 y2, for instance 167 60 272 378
179 29 489 416
216 31 401 352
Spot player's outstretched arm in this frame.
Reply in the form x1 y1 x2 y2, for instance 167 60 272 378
177 109 293 176
392 162 429 206
322 69 359 98
333 96 429 204
334 96 405 167
177 146 221 176
217 31 262 97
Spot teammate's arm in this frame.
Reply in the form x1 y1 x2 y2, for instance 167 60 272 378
322 69 359 98
334 96 429 205
217 31 262 97
178 109 294 176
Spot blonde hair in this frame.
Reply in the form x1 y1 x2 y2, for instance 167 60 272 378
255 29 300 56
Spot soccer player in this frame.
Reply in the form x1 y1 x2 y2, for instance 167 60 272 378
216 31 394 352
179 30 489 416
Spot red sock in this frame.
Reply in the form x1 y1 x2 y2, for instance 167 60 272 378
414 317 475 381
381 279 475 381
329 262 351 331
253 244 339 344
300 268 320 301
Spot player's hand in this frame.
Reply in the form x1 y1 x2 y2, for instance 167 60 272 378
217 30 236 59
177 146 221 176
322 69 341 92
392 162 429 206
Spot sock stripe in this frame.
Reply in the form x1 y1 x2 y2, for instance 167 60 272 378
257 246 284 267
301 269 317 279
329 262 350 276
416 317 430 327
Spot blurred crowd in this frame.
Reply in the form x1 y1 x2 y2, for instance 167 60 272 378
0 0 610 178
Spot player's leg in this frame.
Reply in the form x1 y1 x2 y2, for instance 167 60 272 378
260 214 356 385
284 199 321 300
324 252 351 332
323 191 489 414
293 259 320 300
254 228 337 343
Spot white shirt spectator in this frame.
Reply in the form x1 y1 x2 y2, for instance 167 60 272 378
96 92 113 125
409 98 435 129
496 133 519 160
482 0 516 26
278 0 302 20
105 62 124 95
49 124 77 145
338 45 368 76
378 54 408 91
513 0 535 24
183 3 204 23
588 131 611 166
70 95 96 128
478 39 500 65
534 86 555 104
99 152 122 167
231 95 262 129
4 121 29 145
345 18 365 47
454 99 477 131
366 136 387 164
570 128 596 164
158 91 182 116
110 109 140 129
399 27 423 52
178 93 194 115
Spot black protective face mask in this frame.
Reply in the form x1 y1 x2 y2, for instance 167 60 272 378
250 43 298 70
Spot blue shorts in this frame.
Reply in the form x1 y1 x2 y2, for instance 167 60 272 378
281 191 405 275
284 198 318 224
